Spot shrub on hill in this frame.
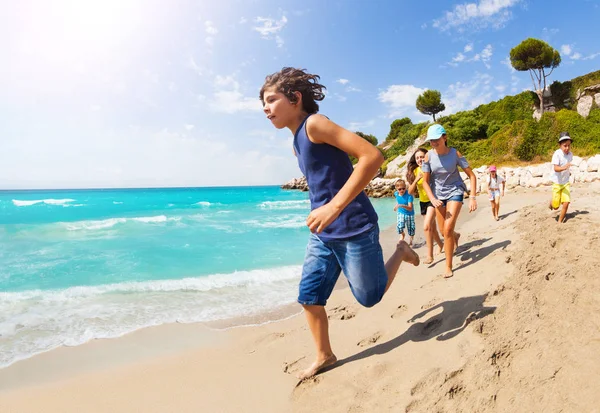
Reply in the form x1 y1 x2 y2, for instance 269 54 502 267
381 70 600 168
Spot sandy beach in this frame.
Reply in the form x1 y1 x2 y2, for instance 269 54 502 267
1 182 599 413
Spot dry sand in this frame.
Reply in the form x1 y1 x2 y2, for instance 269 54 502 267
1 182 599 413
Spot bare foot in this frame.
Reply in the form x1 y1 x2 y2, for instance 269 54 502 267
495 216 499 221
398 240 420 266
423 256 434 265
454 232 461 249
297 354 337 380
437 242 444 255
444 269 454 278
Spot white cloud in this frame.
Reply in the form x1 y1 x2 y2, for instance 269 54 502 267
346 86 362 92
239 17 247 24
337 79 350 85
168 82 177 92
334 93 347 102
209 75 262 114
441 73 494 115
184 124 195 131
501 56 516 73
510 75 520 93
378 84 426 118
495 85 506 93
561 44 572 56
348 120 375 131
206 37 214 47
253 16 288 47
188 56 203 76
448 44 493 68
472 44 493 68
433 0 521 32
205 21 218 35
560 45 600 61
583 52 600 60
453 53 466 63
275 35 284 48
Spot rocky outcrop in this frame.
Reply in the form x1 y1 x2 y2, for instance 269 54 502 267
282 155 600 198
576 84 600 118
281 176 400 198
577 95 594 118
468 154 600 192
384 135 427 178
281 177 308 191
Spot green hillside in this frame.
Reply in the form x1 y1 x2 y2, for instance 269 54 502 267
379 69 600 171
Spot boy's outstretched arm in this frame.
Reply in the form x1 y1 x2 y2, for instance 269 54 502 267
401 202 413 212
305 115 383 233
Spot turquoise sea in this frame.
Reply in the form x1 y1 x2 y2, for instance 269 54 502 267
0 186 396 368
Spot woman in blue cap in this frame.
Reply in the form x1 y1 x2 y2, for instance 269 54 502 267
420 124 478 278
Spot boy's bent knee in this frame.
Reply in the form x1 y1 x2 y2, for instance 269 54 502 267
356 294 382 308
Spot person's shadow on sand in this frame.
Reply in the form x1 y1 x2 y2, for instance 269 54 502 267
561 209 589 223
499 210 517 220
455 239 511 271
330 294 496 371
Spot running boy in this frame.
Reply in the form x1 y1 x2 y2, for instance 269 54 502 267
550 132 573 223
260 67 420 380
393 179 415 246
487 165 505 221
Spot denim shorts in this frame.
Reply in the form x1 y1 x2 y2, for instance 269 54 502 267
438 194 464 206
298 226 387 308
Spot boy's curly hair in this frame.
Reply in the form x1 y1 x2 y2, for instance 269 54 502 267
260 67 326 114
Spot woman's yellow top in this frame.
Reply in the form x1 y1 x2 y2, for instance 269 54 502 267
414 166 430 202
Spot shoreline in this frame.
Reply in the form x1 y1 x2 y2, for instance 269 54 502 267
1 183 598 412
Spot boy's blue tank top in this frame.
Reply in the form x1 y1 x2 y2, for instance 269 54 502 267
293 115 378 241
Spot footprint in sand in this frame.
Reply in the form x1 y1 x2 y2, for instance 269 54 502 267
328 305 356 320
282 356 306 374
357 332 382 347
391 304 408 319
421 298 440 310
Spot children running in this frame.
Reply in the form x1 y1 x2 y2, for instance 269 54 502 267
487 165 505 221
260 67 420 380
407 148 444 263
393 179 415 246
421 124 478 279
550 132 573 223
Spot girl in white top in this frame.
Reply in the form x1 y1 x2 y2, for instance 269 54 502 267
487 165 505 221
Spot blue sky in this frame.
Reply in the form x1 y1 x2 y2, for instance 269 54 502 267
1 0 599 189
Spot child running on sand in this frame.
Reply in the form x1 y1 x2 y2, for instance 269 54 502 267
421 124 478 279
487 165 505 221
393 179 415 246
407 148 444 263
260 67 420 380
550 132 573 223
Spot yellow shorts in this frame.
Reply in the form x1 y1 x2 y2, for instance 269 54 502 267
552 183 570 209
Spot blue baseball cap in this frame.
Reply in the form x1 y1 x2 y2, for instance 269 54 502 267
426 124 446 141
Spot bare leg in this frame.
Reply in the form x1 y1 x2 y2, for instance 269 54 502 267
298 305 337 380
431 215 444 254
495 198 501 220
489 200 495 220
384 240 420 293
439 202 463 278
558 202 570 223
423 207 440 264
